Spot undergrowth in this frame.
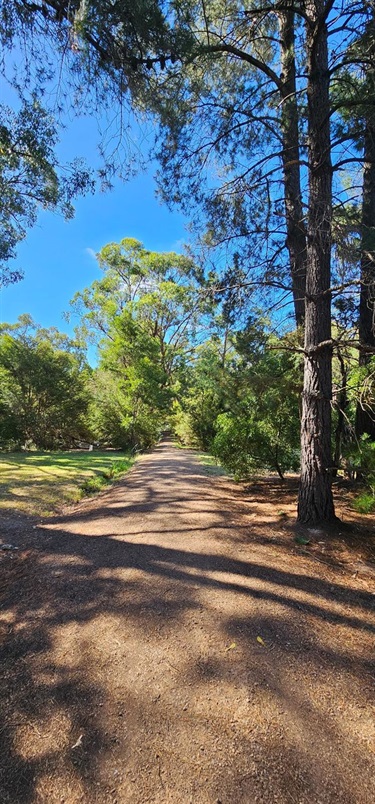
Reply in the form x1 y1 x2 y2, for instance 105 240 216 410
80 458 133 496
352 492 375 514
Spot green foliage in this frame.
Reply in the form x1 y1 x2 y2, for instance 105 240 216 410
80 475 107 495
1 1 374 531
344 435 375 513
1 1 187 84
88 368 165 450
0 316 92 449
347 358 375 424
343 429 375 514
212 380 301 480
0 2 191 280
0 99 94 285
70 237 207 450
352 492 375 514
174 325 302 479
79 456 133 496
172 330 235 449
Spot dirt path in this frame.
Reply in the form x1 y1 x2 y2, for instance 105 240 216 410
1 441 374 803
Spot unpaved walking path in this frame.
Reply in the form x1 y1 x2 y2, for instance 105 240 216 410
1 441 374 803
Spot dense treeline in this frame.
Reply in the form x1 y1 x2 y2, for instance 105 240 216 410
1 1 375 522
0 315 92 449
1 239 374 512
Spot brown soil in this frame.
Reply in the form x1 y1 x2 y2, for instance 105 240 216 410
1 440 374 804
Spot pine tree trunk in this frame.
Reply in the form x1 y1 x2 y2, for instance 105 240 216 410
356 119 375 439
279 6 307 328
297 0 336 524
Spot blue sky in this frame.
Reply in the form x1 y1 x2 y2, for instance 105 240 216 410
0 99 189 339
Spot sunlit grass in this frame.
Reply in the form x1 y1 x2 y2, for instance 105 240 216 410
0 451 134 517
196 452 227 476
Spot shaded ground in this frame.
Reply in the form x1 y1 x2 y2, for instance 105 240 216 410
0 441 374 803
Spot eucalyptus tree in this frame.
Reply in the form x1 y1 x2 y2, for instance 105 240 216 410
69 237 210 447
3 0 374 522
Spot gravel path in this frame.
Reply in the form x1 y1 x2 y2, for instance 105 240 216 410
1 440 374 803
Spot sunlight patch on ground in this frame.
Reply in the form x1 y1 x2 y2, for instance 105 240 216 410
0 451 133 516
196 453 228 476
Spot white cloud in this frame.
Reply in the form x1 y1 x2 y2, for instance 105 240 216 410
85 247 97 260
169 238 185 253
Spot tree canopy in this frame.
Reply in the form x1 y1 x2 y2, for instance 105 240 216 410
1 1 375 523
0 97 94 286
0 315 91 449
68 238 210 448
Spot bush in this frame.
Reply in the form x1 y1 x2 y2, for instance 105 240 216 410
213 407 300 480
344 435 375 514
352 492 375 514
80 475 107 495
80 457 133 496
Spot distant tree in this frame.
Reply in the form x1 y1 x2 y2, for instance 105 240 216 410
69 238 209 448
3 0 374 524
175 322 302 479
173 324 236 450
0 316 91 448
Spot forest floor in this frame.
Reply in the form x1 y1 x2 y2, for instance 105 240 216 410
0 440 374 803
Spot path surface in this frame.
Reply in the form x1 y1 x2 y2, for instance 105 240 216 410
1 441 374 803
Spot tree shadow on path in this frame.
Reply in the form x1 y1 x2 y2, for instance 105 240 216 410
1 441 374 803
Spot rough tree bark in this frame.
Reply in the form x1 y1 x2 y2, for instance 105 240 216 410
279 5 307 328
297 0 336 523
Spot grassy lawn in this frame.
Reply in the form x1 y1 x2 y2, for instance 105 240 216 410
0 450 134 517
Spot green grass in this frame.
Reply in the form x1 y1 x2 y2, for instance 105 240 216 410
196 452 228 476
0 450 134 516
